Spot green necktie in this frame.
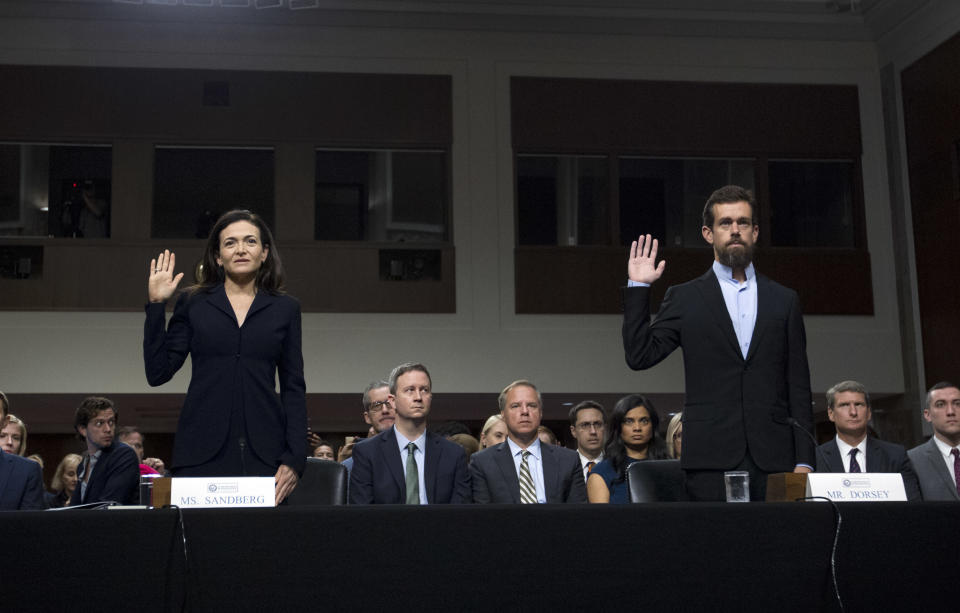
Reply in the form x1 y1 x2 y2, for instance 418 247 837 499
405 442 420 505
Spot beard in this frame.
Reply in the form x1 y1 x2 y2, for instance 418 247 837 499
715 239 754 270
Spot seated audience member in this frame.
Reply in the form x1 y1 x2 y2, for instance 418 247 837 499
1 413 27 456
449 433 480 461
26 454 43 468
537 425 558 446
666 412 683 459
817 380 922 501
569 401 606 481
341 380 396 473
471 380 586 504
588 394 669 504
71 397 140 506
312 440 336 461
908 381 960 501
0 390 45 510
350 363 470 504
46 453 82 508
117 426 164 476
479 415 508 450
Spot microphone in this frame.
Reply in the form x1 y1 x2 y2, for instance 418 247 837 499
783 416 828 472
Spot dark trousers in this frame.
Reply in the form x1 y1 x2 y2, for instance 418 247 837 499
684 451 770 502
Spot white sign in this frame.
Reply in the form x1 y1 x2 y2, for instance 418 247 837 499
170 477 275 508
806 473 907 502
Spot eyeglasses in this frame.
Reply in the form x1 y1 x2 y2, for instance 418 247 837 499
576 421 604 431
89 418 116 429
366 400 391 414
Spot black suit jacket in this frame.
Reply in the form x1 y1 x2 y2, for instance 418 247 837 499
70 441 140 506
470 441 586 503
349 428 471 504
144 284 307 476
908 437 960 501
623 269 814 472
0 450 46 510
817 437 922 501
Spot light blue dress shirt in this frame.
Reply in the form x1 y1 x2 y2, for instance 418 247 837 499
711 260 757 359
507 438 546 503
394 426 428 504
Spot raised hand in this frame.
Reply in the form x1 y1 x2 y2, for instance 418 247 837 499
148 249 184 303
627 234 666 284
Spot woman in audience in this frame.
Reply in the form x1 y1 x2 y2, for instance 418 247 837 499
479 414 508 449
666 412 683 459
0 413 27 456
46 453 82 508
587 394 669 503
144 210 306 505
537 425 558 445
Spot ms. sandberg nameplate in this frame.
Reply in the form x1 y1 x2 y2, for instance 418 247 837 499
170 477 275 508
805 473 907 502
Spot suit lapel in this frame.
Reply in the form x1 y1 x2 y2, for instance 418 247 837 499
822 440 845 473
204 284 275 326
744 274 772 363
0 452 13 497
865 437 885 472
924 438 960 499
541 444 558 503
494 443 521 504
693 269 742 359
424 433 441 503
380 429 406 495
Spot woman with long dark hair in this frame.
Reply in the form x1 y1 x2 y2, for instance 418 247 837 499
143 210 306 504
587 394 669 503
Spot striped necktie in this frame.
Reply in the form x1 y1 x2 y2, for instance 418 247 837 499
519 450 537 504
849 448 862 473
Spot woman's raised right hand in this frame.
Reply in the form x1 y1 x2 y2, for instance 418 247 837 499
148 249 184 303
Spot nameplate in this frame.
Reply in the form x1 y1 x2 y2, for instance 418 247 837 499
805 473 907 502
170 477 275 508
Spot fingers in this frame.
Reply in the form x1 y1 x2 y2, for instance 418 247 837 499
149 258 156 276
169 251 176 274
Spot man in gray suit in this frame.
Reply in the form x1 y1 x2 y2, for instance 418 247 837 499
470 380 586 503
908 381 960 501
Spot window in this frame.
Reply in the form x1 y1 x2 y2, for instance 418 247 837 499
152 146 274 239
314 149 448 242
0 143 112 238
768 160 857 247
516 155 609 246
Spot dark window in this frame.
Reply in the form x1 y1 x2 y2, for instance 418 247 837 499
516 155 608 246
152 147 274 239
314 149 448 242
768 160 857 247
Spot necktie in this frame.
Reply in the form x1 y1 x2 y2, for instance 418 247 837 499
586 461 596 474
849 448 861 473
519 450 537 504
952 449 960 497
405 442 419 505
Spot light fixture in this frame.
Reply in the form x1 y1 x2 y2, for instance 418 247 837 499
289 0 319 9
255 0 283 7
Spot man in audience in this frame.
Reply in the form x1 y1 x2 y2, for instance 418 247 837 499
816 380 921 500
908 381 960 501
117 426 166 475
0 390 45 510
471 380 586 503
569 400 606 481
350 363 470 504
71 396 139 506
341 380 396 475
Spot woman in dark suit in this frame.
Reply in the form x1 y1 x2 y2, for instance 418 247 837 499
143 210 306 504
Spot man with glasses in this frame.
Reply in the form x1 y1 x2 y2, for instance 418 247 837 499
70 396 139 506
340 380 397 477
569 401 606 482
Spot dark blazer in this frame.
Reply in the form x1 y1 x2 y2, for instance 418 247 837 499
69 441 139 506
817 437 922 501
0 450 46 510
470 441 586 503
908 437 960 501
349 428 471 504
622 269 814 472
144 284 307 476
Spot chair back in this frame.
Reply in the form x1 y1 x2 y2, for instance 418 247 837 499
286 458 348 505
627 459 687 502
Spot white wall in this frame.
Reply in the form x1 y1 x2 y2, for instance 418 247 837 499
0 7 910 398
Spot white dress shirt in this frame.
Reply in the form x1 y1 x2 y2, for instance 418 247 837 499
508 438 546 504
578 450 603 482
834 435 868 472
932 435 959 482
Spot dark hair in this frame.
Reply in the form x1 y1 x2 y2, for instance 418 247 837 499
117 425 142 440
925 381 960 410
568 400 606 427
74 396 117 434
189 209 285 295
0 389 9 420
604 394 670 484
388 362 432 395
431 421 471 438
702 185 756 228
